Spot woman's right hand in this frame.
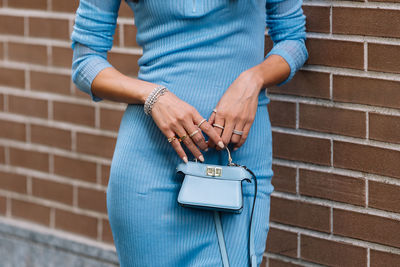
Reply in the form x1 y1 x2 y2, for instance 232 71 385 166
150 90 225 163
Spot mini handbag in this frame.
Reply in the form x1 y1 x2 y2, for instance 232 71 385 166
175 147 258 267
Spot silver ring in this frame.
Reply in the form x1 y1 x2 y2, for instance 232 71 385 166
189 129 199 138
212 109 217 113
232 129 243 135
197 118 206 128
213 123 224 130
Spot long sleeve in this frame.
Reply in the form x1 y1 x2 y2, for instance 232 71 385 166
265 0 308 85
70 0 121 102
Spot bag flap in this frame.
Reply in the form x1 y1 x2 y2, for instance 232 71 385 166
177 174 242 210
176 161 252 181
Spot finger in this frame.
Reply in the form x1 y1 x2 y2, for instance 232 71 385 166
199 115 224 150
164 129 188 163
207 113 216 149
221 118 235 148
233 122 252 151
212 113 225 150
173 124 204 162
231 120 245 144
190 112 210 151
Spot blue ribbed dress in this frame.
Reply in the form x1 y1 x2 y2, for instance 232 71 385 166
70 0 308 266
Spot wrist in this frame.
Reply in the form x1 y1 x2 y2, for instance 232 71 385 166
242 67 265 95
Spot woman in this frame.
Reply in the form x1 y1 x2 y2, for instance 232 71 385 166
70 0 307 266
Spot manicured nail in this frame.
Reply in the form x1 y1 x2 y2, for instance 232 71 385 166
233 147 238 151
182 156 188 163
199 155 205 162
218 141 224 149
204 147 209 152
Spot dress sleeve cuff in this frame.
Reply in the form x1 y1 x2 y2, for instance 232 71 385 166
265 39 308 86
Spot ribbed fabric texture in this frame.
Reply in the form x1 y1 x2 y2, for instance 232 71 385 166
70 0 308 103
70 1 307 266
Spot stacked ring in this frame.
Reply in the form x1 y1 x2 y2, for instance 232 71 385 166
213 123 224 130
233 129 243 135
178 135 187 142
197 118 206 128
167 136 176 143
189 129 199 137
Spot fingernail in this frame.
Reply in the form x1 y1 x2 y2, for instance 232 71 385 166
182 156 188 163
218 141 224 149
233 147 238 151
204 147 209 152
199 155 205 162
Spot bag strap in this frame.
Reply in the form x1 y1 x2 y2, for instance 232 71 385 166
213 165 258 267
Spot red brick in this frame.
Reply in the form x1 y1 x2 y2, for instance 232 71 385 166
11 199 50 226
8 0 47 9
55 209 98 239
272 132 331 166
118 1 134 18
306 39 364 70
270 196 331 233
101 164 111 186
0 67 25 89
53 155 97 183
303 6 330 33
124 24 138 47
9 147 49 172
300 235 367 267
30 71 71 95
0 146 4 164
53 101 95 127
299 169 365 206
100 107 124 131
30 124 71 150
32 178 73 205
333 140 400 180
52 46 73 68
0 170 27 193
76 132 116 158
269 71 330 99
266 228 297 257
0 119 26 141
333 7 400 38
268 100 296 128
78 187 107 213
333 209 400 248
300 103 366 138
369 181 400 213
370 250 400 267
268 258 302 267
271 165 296 194
0 15 24 35
102 219 114 244
368 43 400 74
51 0 79 12
108 52 140 77
8 95 48 118
29 17 69 40
8 42 48 65
333 75 400 109
0 196 6 215
369 113 400 145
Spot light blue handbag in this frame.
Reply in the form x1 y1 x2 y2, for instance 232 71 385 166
176 147 258 267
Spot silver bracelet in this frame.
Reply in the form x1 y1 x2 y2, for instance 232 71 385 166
144 85 169 115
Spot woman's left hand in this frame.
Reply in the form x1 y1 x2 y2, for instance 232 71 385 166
207 69 263 151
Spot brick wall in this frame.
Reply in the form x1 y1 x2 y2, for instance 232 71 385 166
0 0 399 266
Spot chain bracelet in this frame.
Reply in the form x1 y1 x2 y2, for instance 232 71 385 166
144 85 169 115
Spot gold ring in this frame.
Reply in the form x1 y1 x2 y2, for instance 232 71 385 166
167 136 177 143
178 135 188 142
197 118 206 128
189 129 199 137
213 123 224 130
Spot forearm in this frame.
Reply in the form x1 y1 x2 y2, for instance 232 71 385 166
245 54 291 94
90 67 157 104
